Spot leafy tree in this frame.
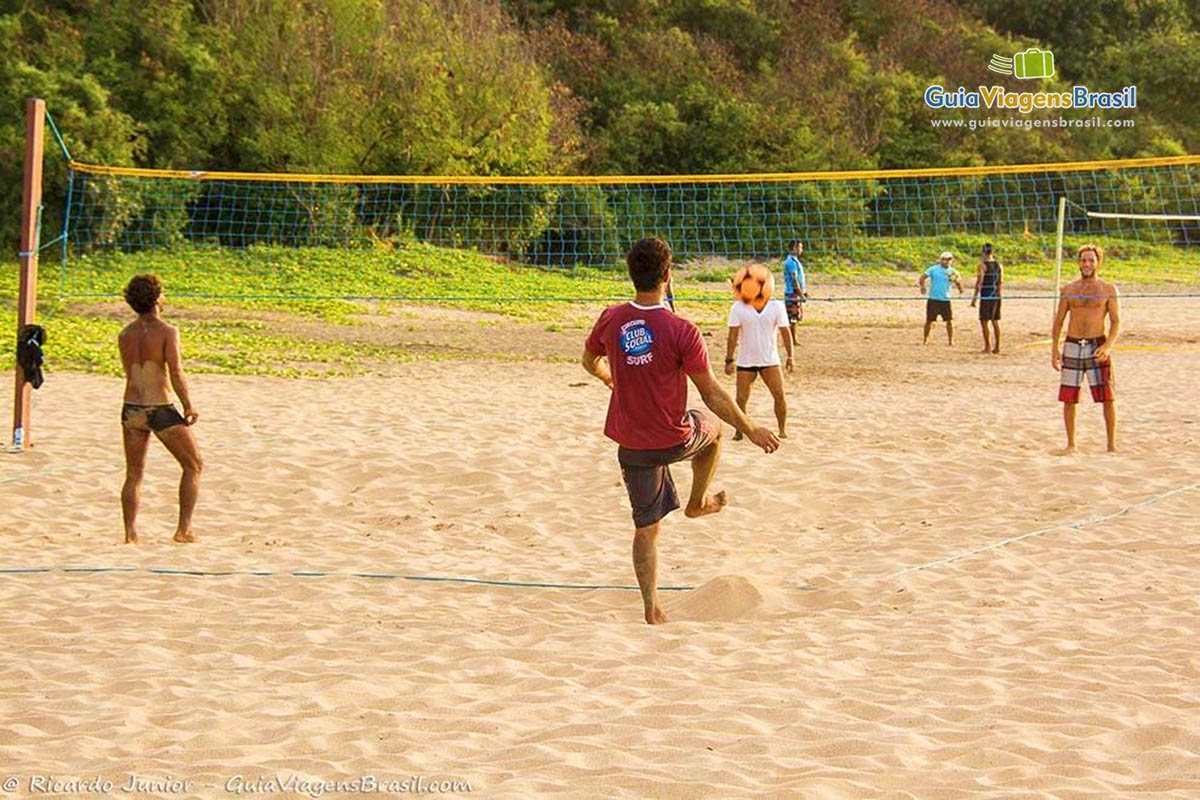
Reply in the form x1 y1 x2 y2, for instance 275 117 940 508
0 6 143 249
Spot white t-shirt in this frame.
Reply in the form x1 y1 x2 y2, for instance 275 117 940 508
727 300 789 367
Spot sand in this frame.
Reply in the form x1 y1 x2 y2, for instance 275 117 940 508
2 293 1199 797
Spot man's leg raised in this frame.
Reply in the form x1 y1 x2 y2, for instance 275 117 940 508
685 430 726 518
156 425 204 542
122 427 151 543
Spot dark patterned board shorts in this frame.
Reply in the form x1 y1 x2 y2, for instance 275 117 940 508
785 294 804 323
121 402 186 432
617 410 721 528
1059 336 1115 404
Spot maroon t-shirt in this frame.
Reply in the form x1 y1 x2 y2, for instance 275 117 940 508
585 302 710 450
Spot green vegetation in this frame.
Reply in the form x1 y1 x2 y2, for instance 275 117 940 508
0 241 627 376
4 235 1194 377
813 235 1200 286
0 308 413 378
62 241 629 303
5 0 1200 250
3 0 1198 377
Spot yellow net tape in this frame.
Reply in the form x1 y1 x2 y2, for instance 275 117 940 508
68 154 1200 185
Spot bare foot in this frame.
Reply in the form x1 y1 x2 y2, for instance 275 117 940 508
979 348 990 354
732 431 744 441
644 606 668 625
992 348 1000 354
124 531 139 544
685 490 728 518
1107 445 1118 453
173 530 196 543
1051 446 1077 456
779 429 788 438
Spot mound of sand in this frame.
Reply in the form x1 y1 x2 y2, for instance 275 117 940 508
666 575 765 622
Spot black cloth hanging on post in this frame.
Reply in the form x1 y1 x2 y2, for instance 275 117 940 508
16 324 46 389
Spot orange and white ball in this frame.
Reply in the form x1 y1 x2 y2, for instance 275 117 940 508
731 265 775 311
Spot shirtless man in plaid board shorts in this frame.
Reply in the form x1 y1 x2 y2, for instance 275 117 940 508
1050 244 1121 453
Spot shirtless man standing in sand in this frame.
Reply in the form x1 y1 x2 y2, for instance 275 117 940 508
583 237 780 625
1050 244 1121 453
118 274 203 543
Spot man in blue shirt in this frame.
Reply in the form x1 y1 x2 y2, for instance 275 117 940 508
783 240 808 345
920 251 964 345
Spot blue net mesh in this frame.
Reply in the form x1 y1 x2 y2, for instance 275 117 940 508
59 159 1200 300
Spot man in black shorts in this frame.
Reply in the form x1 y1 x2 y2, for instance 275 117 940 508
970 242 1003 353
920 251 964 345
118 274 203 544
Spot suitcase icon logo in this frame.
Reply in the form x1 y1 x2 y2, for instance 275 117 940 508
988 48 1055 80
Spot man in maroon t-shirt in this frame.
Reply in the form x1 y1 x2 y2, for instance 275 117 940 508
583 237 780 625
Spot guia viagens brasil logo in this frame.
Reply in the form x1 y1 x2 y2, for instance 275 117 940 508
925 48 1136 113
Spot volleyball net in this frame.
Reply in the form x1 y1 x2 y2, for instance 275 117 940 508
47 152 1200 301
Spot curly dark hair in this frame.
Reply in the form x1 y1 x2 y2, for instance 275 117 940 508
626 237 672 292
124 274 163 314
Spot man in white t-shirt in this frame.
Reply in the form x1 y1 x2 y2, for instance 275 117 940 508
724 297 794 439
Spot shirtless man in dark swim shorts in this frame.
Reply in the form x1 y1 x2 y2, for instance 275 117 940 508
1050 244 1121 453
118 274 203 543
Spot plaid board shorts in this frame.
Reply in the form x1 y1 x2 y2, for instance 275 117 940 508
617 410 720 528
1059 336 1115 403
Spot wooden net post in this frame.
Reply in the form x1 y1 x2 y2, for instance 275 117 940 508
12 98 45 450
